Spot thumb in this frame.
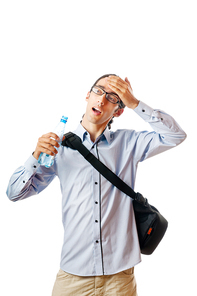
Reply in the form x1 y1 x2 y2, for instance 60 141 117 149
125 77 132 90
125 77 130 84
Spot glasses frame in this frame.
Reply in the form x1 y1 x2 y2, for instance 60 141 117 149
91 85 120 105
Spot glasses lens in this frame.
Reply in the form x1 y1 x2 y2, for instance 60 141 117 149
106 94 119 104
92 86 120 104
92 86 104 96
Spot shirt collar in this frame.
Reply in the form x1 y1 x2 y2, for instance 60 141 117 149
74 123 111 144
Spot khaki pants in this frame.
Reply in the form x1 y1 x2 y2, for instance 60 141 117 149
52 268 137 296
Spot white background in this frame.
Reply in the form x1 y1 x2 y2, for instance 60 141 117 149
0 0 196 295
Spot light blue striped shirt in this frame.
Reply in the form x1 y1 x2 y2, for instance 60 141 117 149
6 101 186 276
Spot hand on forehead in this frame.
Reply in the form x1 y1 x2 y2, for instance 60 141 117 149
105 76 138 110
105 76 132 97
106 75 131 88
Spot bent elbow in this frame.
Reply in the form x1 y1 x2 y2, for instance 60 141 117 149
179 130 187 145
6 188 19 202
183 131 187 141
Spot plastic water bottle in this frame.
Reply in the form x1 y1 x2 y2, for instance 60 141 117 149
38 116 68 168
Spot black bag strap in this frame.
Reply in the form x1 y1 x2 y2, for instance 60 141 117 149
62 132 146 204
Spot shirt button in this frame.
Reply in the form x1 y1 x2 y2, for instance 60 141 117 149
33 165 36 168
95 201 98 204
95 220 98 223
95 182 98 185
23 180 25 183
96 240 99 243
142 109 145 112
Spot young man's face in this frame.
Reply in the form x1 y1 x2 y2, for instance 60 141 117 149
84 77 123 128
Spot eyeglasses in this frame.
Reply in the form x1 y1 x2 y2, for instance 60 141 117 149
91 86 120 104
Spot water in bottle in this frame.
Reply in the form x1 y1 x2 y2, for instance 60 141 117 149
38 116 68 168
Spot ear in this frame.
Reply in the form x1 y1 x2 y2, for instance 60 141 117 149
85 91 90 102
113 108 124 118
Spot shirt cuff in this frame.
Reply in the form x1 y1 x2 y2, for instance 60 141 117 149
24 155 40 175
133 101 154 122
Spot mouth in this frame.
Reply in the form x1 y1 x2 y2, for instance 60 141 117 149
92 107 102 115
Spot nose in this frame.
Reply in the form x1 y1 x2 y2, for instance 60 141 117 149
97 99 104 107
97 94 105 106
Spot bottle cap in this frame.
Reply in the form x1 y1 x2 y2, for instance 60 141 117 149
60 116 68 123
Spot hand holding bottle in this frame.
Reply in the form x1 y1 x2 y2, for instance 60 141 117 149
33 116 68 167
33 132 61 160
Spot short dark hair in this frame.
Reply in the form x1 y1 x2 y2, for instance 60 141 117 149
90 74 125 110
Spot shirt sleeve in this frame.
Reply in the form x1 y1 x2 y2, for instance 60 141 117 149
6 155 56 202
132 101 187 162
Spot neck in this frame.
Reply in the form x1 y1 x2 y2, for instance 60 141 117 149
81 115 108 143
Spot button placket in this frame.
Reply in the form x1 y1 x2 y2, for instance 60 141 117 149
92 166 100 242
91 145 103 274
95 181 98 204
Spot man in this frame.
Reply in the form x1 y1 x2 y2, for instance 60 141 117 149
7 74 186 295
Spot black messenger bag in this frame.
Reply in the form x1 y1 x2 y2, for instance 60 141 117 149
62 132 168 255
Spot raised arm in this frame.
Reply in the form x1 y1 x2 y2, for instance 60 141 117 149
107 76 186 161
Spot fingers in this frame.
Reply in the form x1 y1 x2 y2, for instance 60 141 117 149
42 132 60 142
105 76 139 109
39 133 60 151
34 133 60 160
125 77 132 89
107 76 126 90
106 76 130 97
